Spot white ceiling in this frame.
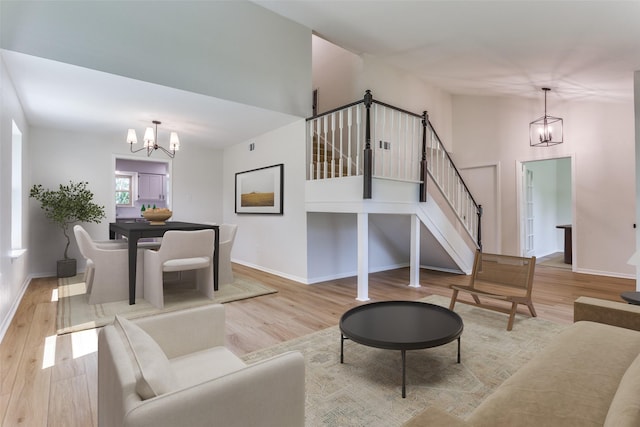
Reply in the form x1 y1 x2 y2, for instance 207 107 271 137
4 1 640 151
257 0 640 103
1 50 300 150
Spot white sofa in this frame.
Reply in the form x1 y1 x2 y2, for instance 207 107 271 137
98 304 305 427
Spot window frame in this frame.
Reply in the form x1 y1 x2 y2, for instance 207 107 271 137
115 172 137 207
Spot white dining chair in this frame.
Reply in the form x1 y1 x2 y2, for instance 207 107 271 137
143 229 215 309
218 224 238 286
73 225 144 304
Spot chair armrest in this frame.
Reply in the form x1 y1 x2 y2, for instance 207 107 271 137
123 351 305 427
402 406 469 427
133 304 226 359
574 296 640 331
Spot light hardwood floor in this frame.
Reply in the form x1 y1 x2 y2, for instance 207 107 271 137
0 262 635 426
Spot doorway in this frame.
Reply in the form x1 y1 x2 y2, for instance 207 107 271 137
519 157 573 267
114 156 171 220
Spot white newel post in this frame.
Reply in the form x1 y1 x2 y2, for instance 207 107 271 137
357 212 370 301
409 214 421 287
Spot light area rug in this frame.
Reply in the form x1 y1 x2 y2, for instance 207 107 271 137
241 294 568 427
56 274 276 335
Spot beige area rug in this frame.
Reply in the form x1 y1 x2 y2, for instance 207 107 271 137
56 274 277 335
242 295 568 427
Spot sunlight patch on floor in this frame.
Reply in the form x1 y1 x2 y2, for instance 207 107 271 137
71 328 98 359
43 335 57 369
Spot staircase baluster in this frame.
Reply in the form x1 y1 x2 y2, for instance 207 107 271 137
315 118 321 180
339 110 344 178
330 112 336 179
323 115 328 179
348 107 353 176
309 118 313 180
356 104 361 176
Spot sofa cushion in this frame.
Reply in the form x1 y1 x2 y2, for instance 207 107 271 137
114 315 177 400
604 352 640 427
467 321 640 427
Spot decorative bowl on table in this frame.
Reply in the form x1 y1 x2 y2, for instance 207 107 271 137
143 208 172 225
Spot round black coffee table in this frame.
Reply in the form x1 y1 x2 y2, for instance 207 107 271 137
621 291 640 305
339 300 463 398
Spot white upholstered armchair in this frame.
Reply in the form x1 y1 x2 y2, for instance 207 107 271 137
73 225 144 304
218 223 238 285
97 304 305 427
143 229 215 309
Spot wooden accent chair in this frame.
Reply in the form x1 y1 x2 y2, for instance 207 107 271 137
449 250 537 331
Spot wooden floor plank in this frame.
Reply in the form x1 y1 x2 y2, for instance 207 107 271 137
0 263 634 424
3 304 55 426
48 374 94 427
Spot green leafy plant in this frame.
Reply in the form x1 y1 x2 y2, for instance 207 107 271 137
30 181 106 259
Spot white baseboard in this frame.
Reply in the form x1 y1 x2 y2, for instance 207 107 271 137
0 274 33 344
574 267 635 280
231 259 309 285
233 260 411 285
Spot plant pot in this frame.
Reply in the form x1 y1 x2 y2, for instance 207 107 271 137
57 258 77 278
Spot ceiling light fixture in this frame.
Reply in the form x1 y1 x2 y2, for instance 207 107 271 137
529 88 563 147
127 120 180 158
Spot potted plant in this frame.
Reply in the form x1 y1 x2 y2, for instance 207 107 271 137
30 181 106 278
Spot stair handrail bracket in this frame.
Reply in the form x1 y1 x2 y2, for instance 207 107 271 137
306 90 482 248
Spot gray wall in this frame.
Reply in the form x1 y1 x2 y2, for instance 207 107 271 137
1 1 312 117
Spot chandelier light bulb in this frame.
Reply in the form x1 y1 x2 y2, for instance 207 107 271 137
143 127 155 148
126 129 138 144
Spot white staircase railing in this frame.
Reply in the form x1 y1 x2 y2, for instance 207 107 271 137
306 91 482 249
308 101 363 180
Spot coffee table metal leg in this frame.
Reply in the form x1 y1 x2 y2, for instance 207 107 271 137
457 337 461 363
401 350 406 398
340 334 345 363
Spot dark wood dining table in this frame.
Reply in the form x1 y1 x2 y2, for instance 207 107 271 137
109 221 220 305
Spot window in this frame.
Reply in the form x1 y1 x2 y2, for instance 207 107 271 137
11 120 22 250
115 173 135 206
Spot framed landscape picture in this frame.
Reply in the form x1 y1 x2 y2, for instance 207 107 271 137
235 164 284 214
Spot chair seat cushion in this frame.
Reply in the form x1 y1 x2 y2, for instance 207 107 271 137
170 346 247 389
163 257 210 272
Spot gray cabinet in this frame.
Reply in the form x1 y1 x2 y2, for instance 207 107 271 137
138 173 166 200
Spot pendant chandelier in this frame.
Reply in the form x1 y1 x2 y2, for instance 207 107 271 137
127 120 180 158
529 88 563 147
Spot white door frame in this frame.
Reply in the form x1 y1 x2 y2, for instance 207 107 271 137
459 162 502 254
516 153 576 266
112 154 173 220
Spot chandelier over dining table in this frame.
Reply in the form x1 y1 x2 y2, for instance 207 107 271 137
127 120 180 158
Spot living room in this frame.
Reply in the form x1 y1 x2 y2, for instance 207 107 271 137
1 1 640 425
